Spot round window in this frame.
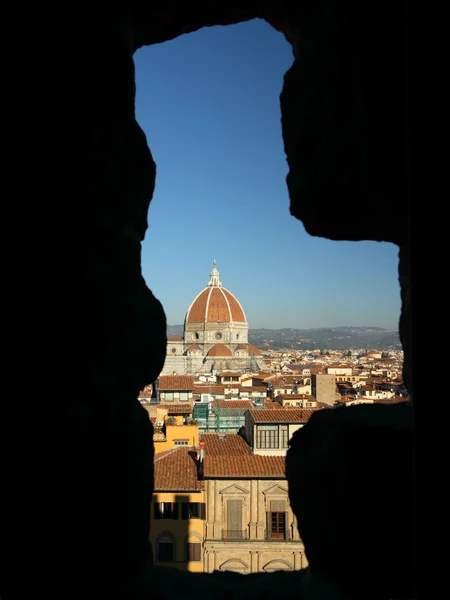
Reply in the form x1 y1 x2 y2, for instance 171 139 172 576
194 332 200 340
215 332 222 340
171 347 176 353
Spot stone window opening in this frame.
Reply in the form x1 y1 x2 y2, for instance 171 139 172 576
181 502 206 520
266 499 289 540
156 533 176 562
154 502 178 520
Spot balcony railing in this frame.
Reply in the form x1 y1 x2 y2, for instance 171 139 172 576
222 530 248 540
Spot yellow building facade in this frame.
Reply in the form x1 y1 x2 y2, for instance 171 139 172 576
150 490 206 572
151 447 206 572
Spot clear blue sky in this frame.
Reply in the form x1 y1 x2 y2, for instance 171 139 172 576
134 19 400 331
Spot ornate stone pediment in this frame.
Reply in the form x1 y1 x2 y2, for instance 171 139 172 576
262 484 288 497
219 484 249 496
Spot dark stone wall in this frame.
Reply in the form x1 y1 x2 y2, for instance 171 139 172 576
3 3 412 599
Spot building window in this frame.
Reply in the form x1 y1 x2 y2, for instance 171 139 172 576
224 499 244 539
280 425 289 448
215 332 222 340
269 512 286 539
158 541 174 562
171 347 177 353
154 502 178 520
164 392 174 401
187 542 202 562
174 440 188 446
256 425 279 449
194 332 200 340
267 500 287 540
179 392 189 401
181 502 206 520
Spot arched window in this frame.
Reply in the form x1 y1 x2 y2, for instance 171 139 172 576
156 532 176 563
185 531 203 562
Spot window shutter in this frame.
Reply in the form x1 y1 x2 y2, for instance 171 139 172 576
187 542 201 562
266 511 271 539
194 543 201 561
181 503 189 520
227 499 242 534
285 511 291 540
200 502 206 520
153 503 160 519
173 502 179 520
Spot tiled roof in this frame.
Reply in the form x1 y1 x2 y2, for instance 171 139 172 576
167 336 184 342
207 343 233 357
249 408 316 423
239 385 267 392
201 433 252 456
203 455 286 478
277 394 314 400
210 400 253 409
193 384 225 393
217 371 245 377
158 403 193 414
159 375 194 390
374 396 409 404
264 401 284 409
247 343 262 356
186 343 201 350
153 447 202 491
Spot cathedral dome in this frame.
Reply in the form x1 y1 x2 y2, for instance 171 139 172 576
185 261 246 324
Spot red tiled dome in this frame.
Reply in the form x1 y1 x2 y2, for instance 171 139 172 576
206 344 233 357
185 262 247 324
185 287 246 324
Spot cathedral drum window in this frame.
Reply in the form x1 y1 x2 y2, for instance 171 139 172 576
171 347 177 354
194 332 200 340
215 332 222 340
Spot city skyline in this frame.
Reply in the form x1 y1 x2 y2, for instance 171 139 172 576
134 19 401 331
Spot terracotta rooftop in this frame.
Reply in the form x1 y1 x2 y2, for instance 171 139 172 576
207 343 233 357
276 394 315 400
186 343 201 351
247 343 262 356
153 447 202 491
248 408 316 423
201 433 252 456
210 400 253 409
158 403 193 414
265 401 284 409
193 385 225 395
159 375 194 390
217 371 245 377
167 336 184 342
374 396 409 404
203 455 286 478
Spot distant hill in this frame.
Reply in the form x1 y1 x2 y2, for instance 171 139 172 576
166 325 401 350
